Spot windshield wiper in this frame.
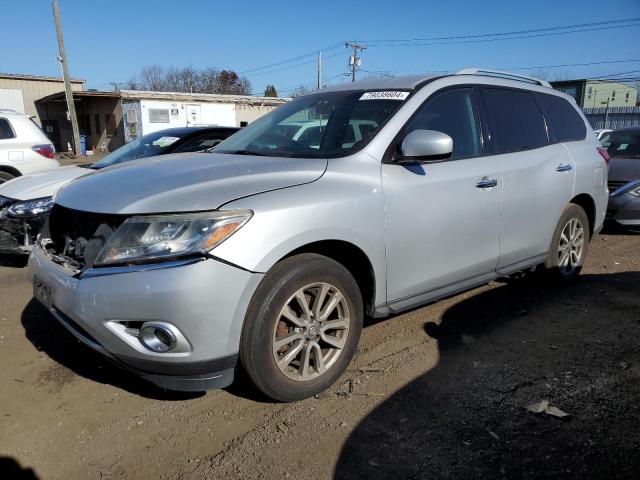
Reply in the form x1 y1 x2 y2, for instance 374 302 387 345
221 149 268 156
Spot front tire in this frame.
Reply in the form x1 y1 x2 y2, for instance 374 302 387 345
543 203 590 280
240 253 363 402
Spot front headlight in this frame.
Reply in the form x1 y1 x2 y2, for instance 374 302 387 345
7 197 54 217
93 209 252 267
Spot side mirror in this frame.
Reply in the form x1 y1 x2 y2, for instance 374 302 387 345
397 129 453 163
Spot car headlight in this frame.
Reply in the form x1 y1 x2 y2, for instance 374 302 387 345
93 209 252 266
7 197 54 217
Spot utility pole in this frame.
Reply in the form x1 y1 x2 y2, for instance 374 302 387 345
317 51 322 90
52 0 81 156
345 42 366 83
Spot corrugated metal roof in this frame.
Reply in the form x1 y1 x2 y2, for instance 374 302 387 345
0 72 85 83
35 89 290 106
118 90 290 105
35 90 121 103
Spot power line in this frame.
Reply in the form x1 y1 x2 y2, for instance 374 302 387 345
506 59 640 71
239 43 343 75
355 17 640 44
362 22 640 48
278 73 346 95
246 18 640 80
244 51 345 78
590 68 640 79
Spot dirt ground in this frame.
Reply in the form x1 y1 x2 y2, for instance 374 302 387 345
1 228 639 480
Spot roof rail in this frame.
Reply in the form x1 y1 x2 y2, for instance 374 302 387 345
455 68 552 88
0 109 21 115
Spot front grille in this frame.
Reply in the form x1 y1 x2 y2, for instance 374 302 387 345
608 180 628 193
46 205 128 269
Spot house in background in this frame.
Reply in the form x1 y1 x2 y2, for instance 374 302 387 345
35 89 289 153
0 72 85 123
551 79 637 108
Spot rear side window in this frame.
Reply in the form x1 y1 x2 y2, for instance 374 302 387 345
0 118 16 139
482 88 548 153
535 93 586 142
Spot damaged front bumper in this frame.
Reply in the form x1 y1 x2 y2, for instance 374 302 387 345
0 211 46 255
28 244 265 392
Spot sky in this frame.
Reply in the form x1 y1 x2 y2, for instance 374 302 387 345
2 0 640 96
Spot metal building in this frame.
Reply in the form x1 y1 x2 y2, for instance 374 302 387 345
35 89 289 153
0 72 85 122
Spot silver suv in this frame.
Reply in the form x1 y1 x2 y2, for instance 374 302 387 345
29 69 608 401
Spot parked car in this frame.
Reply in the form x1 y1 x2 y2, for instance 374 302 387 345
605 126 640 227
594 128 612 143
0 109 58 184
29 69 608 401
0 126 238 254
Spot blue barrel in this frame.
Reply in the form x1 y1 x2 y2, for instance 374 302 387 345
79 135 86 156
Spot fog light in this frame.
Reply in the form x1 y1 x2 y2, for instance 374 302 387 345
139 322 178 353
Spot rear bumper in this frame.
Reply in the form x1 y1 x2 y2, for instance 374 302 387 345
29 246 264 391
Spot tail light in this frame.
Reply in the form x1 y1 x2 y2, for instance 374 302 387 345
32 144 56 159
597 147 610 168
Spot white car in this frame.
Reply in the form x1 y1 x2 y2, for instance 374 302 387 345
0 109 59 184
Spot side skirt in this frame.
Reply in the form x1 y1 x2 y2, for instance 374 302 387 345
375 255 546 317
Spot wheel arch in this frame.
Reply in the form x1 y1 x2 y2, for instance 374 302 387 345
0 165 22 178
280 240 377 317
570 193 596 237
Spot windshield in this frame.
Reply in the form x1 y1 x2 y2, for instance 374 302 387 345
606 131 640 159
215 90 409 158
91 132 183 169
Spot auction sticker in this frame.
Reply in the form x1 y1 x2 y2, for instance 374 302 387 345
360 91 410 100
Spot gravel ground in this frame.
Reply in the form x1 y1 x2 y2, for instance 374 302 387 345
0 228 638 479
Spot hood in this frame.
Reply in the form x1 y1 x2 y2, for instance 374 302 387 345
55 153 327 214
0 165 90 201
609 157 640 183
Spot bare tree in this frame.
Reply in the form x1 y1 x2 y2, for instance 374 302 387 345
139 65 166 91
529 68 574 82
289 85 312 98
123 65 252 95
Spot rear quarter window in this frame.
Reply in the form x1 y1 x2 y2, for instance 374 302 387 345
535 93 586 142
0 118 16 139
481 88 548 153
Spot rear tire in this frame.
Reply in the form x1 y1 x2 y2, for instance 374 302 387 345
0 172 16 184
543 203 590 281
240 253 363 402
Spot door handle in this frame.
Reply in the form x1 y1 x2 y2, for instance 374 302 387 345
556 163 573 172
476 177 498 189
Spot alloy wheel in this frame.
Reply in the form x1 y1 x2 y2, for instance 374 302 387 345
272 282 350 382
557 217 585 275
